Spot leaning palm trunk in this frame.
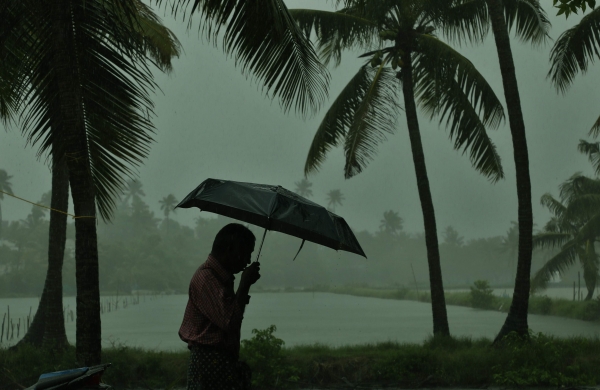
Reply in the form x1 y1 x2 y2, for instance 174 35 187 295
13 155 69 350
51 1 101 365
486 0 533 341
401 52 449 336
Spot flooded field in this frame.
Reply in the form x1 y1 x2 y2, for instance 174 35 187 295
1 290 599 351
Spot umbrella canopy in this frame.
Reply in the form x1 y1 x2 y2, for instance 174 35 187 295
176 178 366 258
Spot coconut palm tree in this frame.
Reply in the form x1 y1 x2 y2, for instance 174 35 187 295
294 0 507 336
123 179 146 206
0 169 13 241
159 194 178 220
326 189 345 212
475 0 550 341
379 210 403 236
0 0 180 364
294 178 314 198
443 226 464 247
154 0 330 116
532 173 600 300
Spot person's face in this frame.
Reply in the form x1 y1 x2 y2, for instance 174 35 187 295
228 240 255 274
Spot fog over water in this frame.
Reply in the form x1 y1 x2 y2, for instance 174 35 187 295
1 1 600 240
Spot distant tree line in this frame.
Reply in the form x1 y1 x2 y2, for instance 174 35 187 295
0 183 566 297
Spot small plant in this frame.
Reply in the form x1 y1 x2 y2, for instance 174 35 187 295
240 325 299 389
470 280 494 309
530 295 553 315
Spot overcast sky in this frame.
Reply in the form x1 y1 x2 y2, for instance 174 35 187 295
1 1 599 240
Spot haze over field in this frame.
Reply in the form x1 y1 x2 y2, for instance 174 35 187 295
1 1 599 241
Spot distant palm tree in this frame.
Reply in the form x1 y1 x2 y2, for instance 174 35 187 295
123 180 146 206
0 169 13 240
443 226 464 247
326 189 344 212
532 174 600 300
379 210 403 236
294 178 314 198
159 194 178 221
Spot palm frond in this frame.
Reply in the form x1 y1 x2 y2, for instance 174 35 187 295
415 34 505 129
305 65 374 175
577 212 600 241
548 7 600 93
563 193 600 225
503 0 550 46
16 0 175 221
344 62 401 178
413 34 505 181
532 231 574 250
438 0 489 45
559 173 600 203
290 8 378 67
155 0 330 116
531 239 578 291
578 140 600 175
0 2 39 126
591 114 600 137
540 193 567 218
543 216 562 233
123 0 182 73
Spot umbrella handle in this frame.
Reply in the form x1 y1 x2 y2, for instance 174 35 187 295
255 228 267 263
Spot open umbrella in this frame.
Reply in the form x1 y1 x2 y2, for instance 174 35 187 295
176 178 366 260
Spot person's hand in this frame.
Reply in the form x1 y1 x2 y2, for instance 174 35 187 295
240 262 261 288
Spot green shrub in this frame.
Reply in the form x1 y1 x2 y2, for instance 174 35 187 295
470 280 494 309
240 325 299 389
492 332 595 387
582 296 600 321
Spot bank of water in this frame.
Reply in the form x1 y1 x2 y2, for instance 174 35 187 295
1 292 600 351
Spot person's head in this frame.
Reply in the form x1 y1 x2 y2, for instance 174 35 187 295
211 223 256 273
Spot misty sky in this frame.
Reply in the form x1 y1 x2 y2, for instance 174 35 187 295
1 1 600 240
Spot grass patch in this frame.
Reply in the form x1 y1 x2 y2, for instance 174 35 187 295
2 331 600 389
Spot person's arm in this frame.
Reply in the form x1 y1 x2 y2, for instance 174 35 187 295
191 271 245 331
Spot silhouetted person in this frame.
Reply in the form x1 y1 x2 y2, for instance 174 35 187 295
179 223 261 390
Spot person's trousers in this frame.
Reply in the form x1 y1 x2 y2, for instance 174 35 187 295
187 345 251 390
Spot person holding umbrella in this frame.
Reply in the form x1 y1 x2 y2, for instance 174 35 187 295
179 223 261 390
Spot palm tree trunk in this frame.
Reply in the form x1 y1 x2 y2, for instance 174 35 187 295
51 0 101 365
43 155 70 350
486 0 533 341
583 266 596 301
0 202 3 241
401 52 450 336
11 156 70 350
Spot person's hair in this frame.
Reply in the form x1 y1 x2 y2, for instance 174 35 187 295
211 223 256 257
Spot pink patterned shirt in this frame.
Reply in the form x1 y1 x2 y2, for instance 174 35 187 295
179 255 246 358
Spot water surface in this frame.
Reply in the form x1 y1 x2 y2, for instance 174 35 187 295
1 292 599 351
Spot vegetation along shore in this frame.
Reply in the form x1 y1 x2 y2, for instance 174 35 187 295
2 326 600 389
